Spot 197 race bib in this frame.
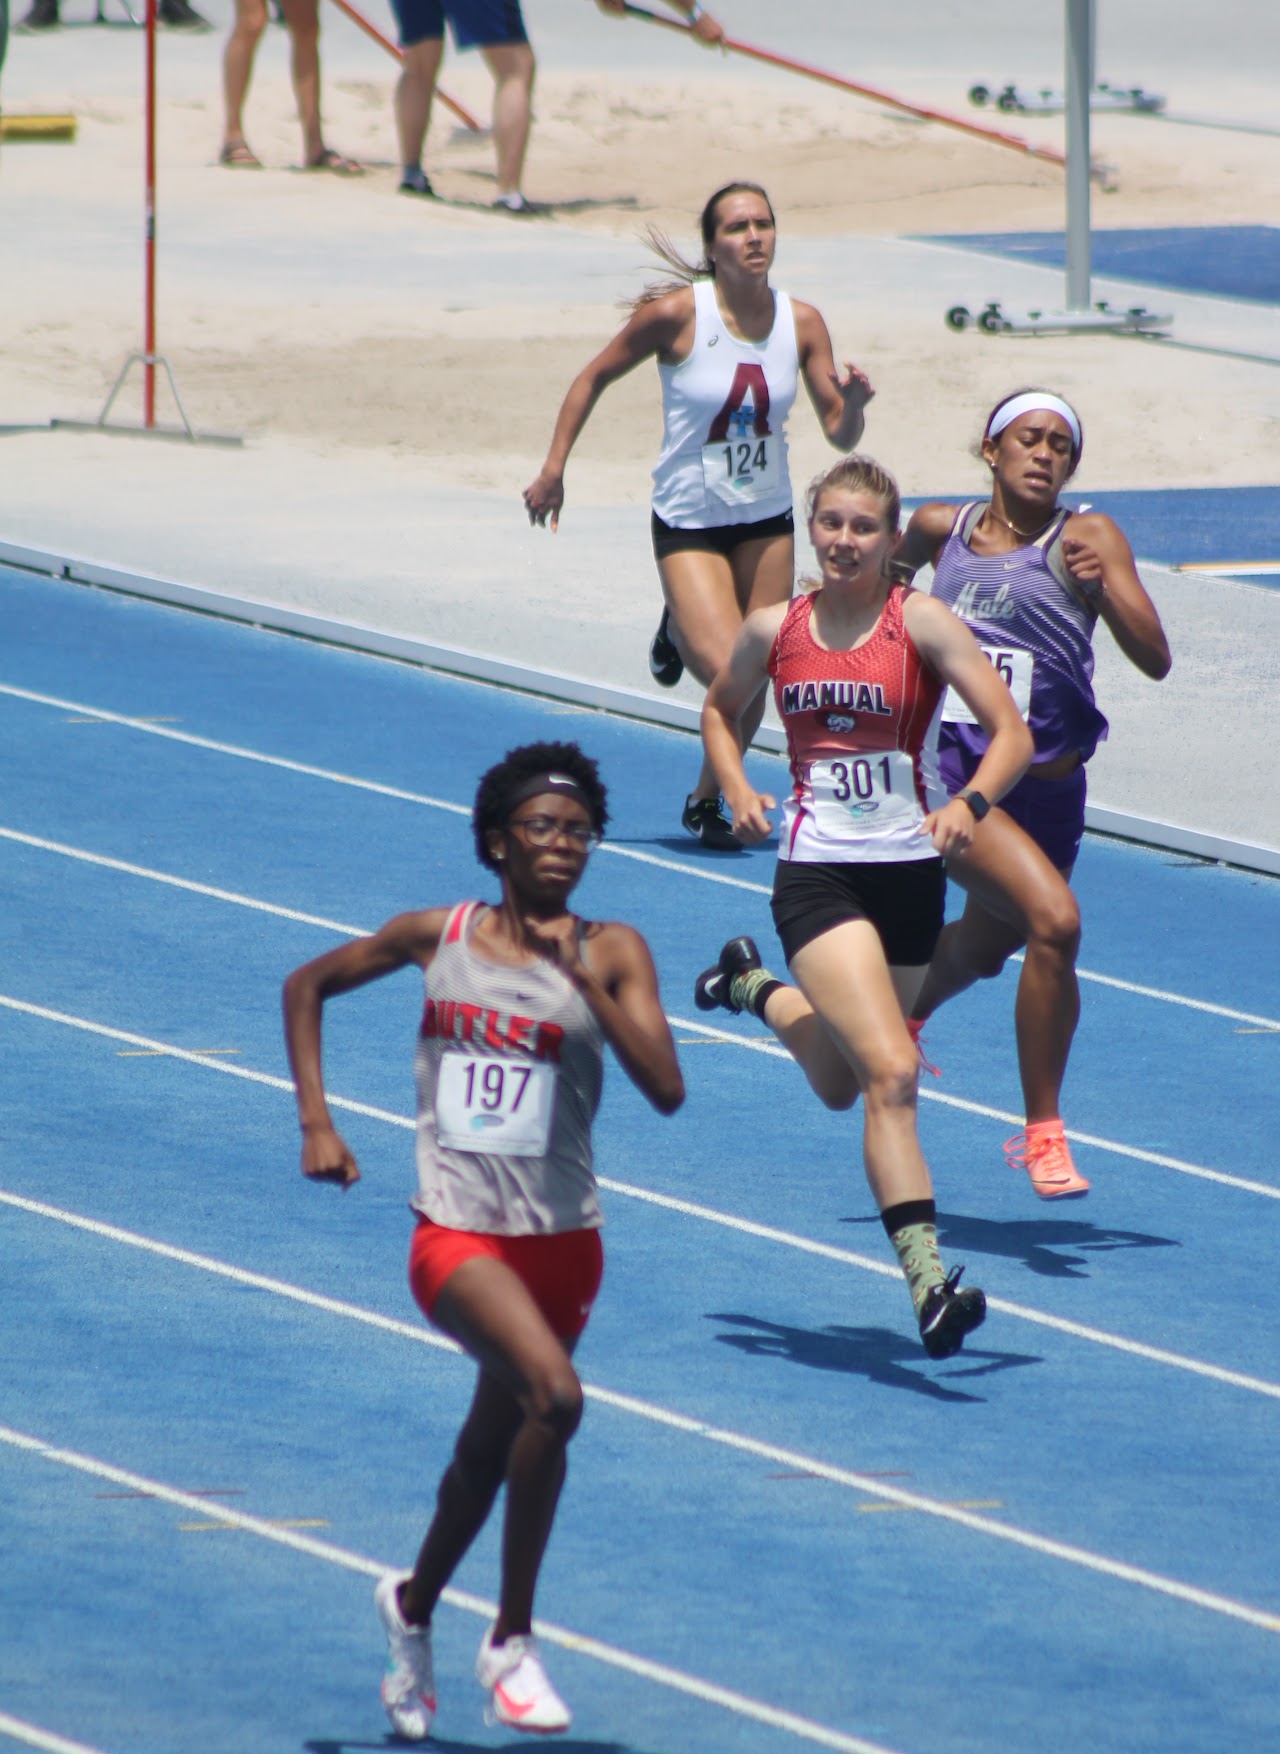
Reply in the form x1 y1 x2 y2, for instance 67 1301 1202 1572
701 433 782 507
808 751 920 838
942 646 1033 725
434 1053 556 1157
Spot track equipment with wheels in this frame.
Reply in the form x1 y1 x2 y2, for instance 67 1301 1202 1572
969 80 1165 115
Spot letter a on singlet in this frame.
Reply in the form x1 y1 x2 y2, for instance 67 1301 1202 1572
706 363 772 442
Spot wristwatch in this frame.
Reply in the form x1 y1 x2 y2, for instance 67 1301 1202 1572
957 789 990 821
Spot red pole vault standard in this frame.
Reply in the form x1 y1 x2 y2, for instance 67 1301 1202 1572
326 0 484 132
620 2 1070 173
144 0 157 427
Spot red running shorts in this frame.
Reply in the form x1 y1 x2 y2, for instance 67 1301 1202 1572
409 1220 604 1341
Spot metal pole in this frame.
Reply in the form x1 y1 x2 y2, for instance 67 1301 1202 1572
144 0 157 426
1064 0 1093 311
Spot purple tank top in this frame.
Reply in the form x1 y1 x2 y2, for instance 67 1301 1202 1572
929 503 1108 766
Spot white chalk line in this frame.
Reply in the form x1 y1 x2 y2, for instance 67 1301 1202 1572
5 678 1279 989
3 1194 1278 1640
2 993 1278 1394
0 1421 897 1754
1 825 1274 1201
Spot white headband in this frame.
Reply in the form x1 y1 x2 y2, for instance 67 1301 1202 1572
986 393 1082 457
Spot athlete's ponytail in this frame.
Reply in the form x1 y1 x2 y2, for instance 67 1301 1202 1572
625 182 776 312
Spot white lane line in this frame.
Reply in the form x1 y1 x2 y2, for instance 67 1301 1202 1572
3 993 1280 1391
1 829 1275 1194
0 685 766 894
0 827 368 936
5 687 1279 1009
3 1205 1279 1639
0 1421 901 1754
670 1014 1280 1194
2 974 1270 1202
0 1715 114 1754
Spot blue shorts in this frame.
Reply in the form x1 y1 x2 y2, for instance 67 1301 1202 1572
390 0 527 51
939 741 1087 873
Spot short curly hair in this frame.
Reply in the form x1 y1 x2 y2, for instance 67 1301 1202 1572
472 741 610 873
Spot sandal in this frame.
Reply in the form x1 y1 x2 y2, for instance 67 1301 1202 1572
219 140 262 168
305 148 365 177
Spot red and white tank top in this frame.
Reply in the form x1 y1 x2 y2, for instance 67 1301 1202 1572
768 586 948 863
651 278 799 528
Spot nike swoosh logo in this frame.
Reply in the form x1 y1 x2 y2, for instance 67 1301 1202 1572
495 1683 536 1719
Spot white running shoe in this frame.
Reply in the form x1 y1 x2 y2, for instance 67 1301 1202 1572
374 1571 437 1742
476 1626 572 1734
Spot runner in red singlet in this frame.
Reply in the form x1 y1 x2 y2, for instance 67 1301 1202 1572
696 455 1034 1358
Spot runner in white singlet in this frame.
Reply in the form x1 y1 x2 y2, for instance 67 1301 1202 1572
283 741 683 1740
696 456 1034 1360
524 182 874 849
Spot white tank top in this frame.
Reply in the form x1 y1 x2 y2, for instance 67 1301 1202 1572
651 278 799 528
412 903 604 1235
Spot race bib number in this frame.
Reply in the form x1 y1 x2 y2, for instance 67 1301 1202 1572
808 752 920 838
701 433 782 507
434 1053 556 1158
942 646 1033 725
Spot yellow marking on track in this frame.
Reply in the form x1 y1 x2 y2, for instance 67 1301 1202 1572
179 1517 331 1533
1236 1027 1280 1035
858 1499 1003 1514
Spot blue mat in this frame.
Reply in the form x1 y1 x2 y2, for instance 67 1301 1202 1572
916 225 1280 305
907 486 1280 586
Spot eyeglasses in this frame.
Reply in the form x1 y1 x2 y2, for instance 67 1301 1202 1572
508 815 600 850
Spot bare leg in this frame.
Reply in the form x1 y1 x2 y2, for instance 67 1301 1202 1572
401 1256 582 1638
397 37 444 173
281 0 323 164
482 40 535 199
761 962 926 1112
789 922 931 1210
661 531 793 798
222 0 267 154
915 810 1081 1122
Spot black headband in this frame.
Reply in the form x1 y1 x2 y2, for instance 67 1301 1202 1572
506 771 592 815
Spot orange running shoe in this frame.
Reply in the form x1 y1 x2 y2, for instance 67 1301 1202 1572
1004 1121 1090 1199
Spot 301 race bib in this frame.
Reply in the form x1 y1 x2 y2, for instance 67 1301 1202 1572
808 751 920 838
701 433 782 506
434 1053 556 1157
942 646 1033 725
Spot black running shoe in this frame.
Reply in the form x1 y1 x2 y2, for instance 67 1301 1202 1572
158 0 211 26
682 794 741 851
694 936 762 1013
17 0 59 27
399 169 438 198
648 608 683 688
918 1266 987 1360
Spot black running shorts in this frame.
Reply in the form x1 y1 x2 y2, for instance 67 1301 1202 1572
770 857 946 968
651 507 794 562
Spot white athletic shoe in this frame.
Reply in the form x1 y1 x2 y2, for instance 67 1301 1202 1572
374 1571 437 1742
476 1626 572 1734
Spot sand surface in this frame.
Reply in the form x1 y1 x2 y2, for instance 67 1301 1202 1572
2 2 1279 855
